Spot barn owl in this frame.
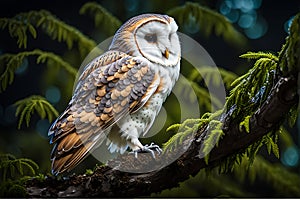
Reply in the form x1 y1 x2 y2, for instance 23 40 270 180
48 14 181 175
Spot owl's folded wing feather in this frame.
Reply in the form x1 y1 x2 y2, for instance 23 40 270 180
49 51 160 175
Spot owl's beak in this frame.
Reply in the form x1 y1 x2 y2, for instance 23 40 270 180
163 48 169 59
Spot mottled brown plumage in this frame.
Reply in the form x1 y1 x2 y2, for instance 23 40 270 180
49 52 160 174
49 14 181 175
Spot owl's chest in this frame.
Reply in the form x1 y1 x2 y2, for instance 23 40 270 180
155 62 180 96
117 63 180 137
137 63 180 119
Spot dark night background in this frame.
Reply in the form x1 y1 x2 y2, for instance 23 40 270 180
0 0 299 197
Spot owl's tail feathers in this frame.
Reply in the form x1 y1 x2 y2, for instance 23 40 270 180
49 109 105 175
50 138 95 175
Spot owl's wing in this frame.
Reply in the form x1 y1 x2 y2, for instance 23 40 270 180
49 51 160 175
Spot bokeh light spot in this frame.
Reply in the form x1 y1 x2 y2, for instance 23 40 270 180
225 9 240 23
284 16 295 34
224 0 233 8
232 0 243 9
238 12 256 28
220 2 231 15
219 0 265 39
244 17 268 39
45 86 61 104
252 0 262 9
281 146 299 167
240 0 254 12
36 119 51 138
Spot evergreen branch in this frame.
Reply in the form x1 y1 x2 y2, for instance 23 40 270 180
279 13 300 75
240 51 279 61
0 154 39 181
277 126 295 148
163 118 206 153
0 49 77 92
0 18 36 48
227 54 278 119
167 2 247 46
0 10 96 55
287 104 299 127
18 159 39 176
241 132 280 166
202 119 224 164
14 95 59 129
80 2 122 36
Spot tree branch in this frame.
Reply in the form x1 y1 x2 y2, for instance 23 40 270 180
26 73 298 198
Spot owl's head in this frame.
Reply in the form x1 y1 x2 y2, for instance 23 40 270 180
109 14 180 67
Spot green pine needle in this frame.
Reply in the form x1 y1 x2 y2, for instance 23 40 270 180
0 10 96 55
0 49 77 92
80 2 122 36
0 154 39 181
14 95 59 129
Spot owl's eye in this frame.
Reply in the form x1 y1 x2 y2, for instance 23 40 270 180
144 34 157 43
168 33 172 41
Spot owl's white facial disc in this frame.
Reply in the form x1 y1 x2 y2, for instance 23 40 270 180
134 18 181 67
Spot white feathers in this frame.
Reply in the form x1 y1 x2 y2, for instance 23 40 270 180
134 18 181 67
104 14 181 154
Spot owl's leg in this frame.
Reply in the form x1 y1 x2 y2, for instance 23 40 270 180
119 113 162 158
128 138 162 158
135 142 162 158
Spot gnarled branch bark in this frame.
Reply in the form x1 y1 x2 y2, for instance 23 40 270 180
26 75 298 198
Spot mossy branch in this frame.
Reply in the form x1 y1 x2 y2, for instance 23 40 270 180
14 95 59 129
0 49 77 92
163 118 206 153
25 74 298 197
80 2 122 36
227 52 278 119
167 2 247 46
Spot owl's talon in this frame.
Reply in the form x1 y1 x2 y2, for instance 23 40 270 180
130 143 162 159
